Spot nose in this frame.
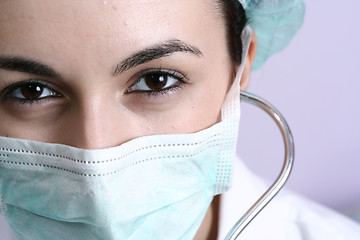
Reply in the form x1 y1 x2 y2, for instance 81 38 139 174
60 93 137 150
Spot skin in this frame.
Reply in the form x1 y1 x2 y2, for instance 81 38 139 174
0 0 257 239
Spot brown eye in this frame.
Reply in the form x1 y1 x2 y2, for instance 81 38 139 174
2 81 60 101
144 74 168 90
21 84 44 99
126 70 185 94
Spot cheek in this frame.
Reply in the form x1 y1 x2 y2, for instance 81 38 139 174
0 103 64 141
141 71 233 135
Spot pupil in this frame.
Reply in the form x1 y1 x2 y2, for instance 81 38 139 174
21 84 43 99
145 74 167 90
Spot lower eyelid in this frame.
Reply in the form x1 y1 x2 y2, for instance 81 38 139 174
2 96 64 111
131 82 186 99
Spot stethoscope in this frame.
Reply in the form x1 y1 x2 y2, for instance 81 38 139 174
225 91 295 240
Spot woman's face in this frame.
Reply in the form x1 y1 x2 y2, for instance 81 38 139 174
0 0 236 149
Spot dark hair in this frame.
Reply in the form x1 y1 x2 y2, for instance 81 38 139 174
217 0 247 64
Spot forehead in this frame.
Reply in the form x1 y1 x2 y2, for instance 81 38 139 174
0 0 224 61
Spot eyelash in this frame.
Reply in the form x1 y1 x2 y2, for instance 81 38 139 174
126 68 189 97
0 69 189 105
0 79 61 105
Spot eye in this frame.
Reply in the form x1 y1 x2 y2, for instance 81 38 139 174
1 80 60 102
126 69 188 94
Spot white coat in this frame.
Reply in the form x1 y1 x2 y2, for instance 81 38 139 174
218 156 360 239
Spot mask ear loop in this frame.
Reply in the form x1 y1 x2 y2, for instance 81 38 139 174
224 91 295 240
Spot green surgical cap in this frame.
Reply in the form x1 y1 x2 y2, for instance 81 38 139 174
238 0 306 70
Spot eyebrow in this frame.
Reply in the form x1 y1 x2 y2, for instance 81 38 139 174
0 40 202 78
114 39 203 75
0 56 62 79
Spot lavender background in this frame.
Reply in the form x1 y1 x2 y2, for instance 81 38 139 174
237 0 360 218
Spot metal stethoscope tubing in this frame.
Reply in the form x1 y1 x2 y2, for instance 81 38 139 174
224 91 295 240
